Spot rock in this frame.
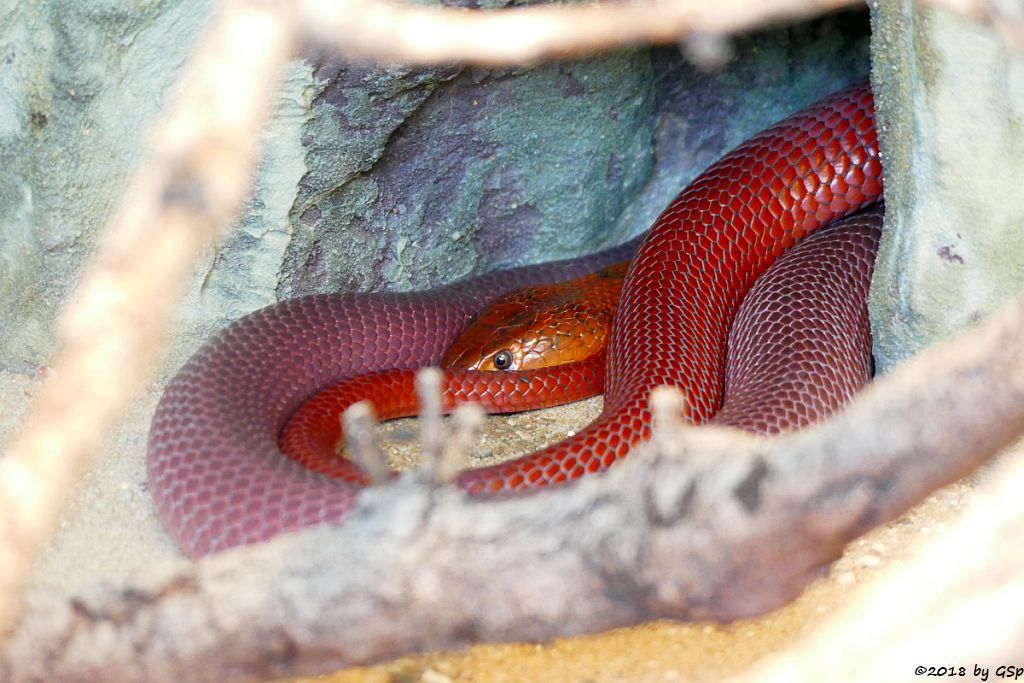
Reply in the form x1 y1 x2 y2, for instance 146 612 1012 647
0 0 214 371
868 1 1024 372
0 2 870 378
276 54 656 299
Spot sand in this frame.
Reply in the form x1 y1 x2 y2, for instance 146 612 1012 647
1 370 182 596
0 367 980 681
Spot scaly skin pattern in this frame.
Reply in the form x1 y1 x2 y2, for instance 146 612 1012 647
441 261 629 371
147 240 639 556
713 206 882 432
148 82 881 557
279 260 626 482
279 261 627 476
458 81 881 494
280 206 882 475
279 354 606 482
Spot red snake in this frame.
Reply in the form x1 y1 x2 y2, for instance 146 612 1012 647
148 82 882 557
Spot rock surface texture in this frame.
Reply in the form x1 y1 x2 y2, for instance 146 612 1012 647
0 1 870 375
869 0 1024 372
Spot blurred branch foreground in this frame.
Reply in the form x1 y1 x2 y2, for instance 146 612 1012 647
0 0 1023 681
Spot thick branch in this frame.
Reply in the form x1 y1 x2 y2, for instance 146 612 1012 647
3 291 1023 681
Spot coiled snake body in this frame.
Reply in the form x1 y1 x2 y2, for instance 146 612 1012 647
148 82 883 557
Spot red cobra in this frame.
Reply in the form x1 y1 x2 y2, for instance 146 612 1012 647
279 208 881 481
147 82 882 557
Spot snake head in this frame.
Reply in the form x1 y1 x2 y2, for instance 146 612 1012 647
440 275 621 372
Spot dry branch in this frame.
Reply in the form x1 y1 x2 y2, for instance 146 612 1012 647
293 0 1024 67
343 402 389 483
3 290 1024 682
295 0 861 66
416 367 446 484
441 403 487 483
0 1 293 634
294 0 1024 66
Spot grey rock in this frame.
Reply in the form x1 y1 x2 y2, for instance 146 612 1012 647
0 0 214 372
869 1 1024 372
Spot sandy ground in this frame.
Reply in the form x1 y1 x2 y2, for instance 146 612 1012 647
0 367 982 682
0 370 182 596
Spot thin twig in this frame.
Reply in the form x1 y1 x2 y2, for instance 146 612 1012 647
416 367 446 484
344 401 390 483
440 403 486 484
650 385 688 458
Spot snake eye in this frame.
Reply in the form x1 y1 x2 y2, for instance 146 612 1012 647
492 350 514 370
